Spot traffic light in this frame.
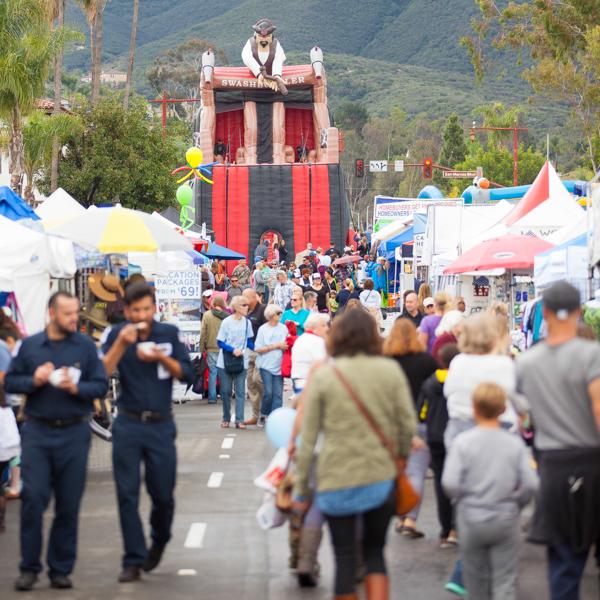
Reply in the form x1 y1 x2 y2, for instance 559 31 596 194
355 158 364 178
423 157 433 179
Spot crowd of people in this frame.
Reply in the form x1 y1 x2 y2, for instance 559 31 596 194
0 234 599 600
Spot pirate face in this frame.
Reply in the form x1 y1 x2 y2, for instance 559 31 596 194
256 33 272 49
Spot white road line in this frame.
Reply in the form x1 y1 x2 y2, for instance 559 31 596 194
177 569 197 576
207 472 224 488
184 523 207 549
226 433 236 437
221 438 234 449
219 454 230 459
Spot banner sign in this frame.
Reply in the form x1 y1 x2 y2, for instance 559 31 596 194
155 269 202 332
373 196 460 220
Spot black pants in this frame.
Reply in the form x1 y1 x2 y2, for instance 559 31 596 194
430 442 453 538
325 493 395 595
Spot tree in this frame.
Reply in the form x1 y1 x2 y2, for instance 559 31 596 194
147 39 228 122
22 111 82 203
77 0 106 105
0 0 69 194
439 113 467 167
123 0 139 110
455 143 545 188
463 2 600 170
334 101 369 134
39 96 184 212
49 0 65 192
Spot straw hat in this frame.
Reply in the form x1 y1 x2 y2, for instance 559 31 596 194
89 274 124 302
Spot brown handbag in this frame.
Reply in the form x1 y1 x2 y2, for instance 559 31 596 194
331 364 420 516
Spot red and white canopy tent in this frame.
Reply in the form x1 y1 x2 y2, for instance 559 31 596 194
504 161 583 236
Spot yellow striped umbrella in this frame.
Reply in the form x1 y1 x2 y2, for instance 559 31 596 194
49 206 192 253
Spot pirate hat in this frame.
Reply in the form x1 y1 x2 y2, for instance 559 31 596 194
253 18 276 36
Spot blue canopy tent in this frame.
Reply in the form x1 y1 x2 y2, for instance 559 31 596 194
201 242 245 260
378 226 414 263
0 186 40 221
534 233 588 293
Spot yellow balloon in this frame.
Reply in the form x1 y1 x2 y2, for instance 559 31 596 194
186 147 203 168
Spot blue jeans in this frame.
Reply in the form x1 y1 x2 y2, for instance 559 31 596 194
206 351 218 403
218 368 246 423
259 369 283 417
548 544 590 600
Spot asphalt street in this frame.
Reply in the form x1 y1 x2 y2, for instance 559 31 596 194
0 399 598 599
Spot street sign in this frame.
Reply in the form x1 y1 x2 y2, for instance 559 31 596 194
394 160 404 172
369 160 388 172
442 170 477 179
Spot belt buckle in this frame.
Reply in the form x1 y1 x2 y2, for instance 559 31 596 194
140 411 153 422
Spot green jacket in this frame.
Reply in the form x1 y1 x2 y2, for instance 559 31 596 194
294 354 417 498
199 309 228 353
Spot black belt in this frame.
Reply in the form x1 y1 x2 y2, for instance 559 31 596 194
120 409 173 423
27 415 89 428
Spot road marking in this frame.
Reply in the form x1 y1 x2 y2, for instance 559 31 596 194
207 472 224 488
184 523 207 549
178 569 197 576
219 454 230 459
226 433 236 437
221 438 234 449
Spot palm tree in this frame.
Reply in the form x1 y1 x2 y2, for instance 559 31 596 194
22 111 82 202
78 0 106 105
123 0 139 110
46 0 65 192
0 0 65 194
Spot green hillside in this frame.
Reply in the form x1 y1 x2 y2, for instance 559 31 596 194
62 0 562 130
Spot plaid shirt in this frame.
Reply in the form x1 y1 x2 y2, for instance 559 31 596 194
273 282 295 310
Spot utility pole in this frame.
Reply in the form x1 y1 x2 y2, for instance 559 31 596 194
470 121 528 186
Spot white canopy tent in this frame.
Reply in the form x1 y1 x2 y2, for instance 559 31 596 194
0 215 76 334
35 187 86 229
421 200 514 266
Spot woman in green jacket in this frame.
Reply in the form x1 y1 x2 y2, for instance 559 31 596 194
293 309 417 600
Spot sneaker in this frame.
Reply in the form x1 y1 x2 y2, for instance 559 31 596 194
258 416 266 428
446 531 458 546
445 582 466 597
439 537 454 549
15 572 38 591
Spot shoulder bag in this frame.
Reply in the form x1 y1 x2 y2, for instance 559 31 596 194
330 363 420 516
223 318 248 375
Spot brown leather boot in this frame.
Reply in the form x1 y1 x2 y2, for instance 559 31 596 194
364 573 389 600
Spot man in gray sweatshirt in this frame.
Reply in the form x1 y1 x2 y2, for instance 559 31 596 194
443 382 538 600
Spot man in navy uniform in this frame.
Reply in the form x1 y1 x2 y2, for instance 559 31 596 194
5 291 108 591
102 283 193 582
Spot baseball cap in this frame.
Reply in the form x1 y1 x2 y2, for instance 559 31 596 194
424 297 434 307
202 289 213 298
542 281 581 320
312 273 321 279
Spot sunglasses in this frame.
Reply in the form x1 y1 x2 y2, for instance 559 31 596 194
240 303 249 307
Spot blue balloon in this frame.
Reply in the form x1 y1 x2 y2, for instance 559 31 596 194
265 407 297 449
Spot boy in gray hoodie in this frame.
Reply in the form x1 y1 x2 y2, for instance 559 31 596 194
443 382 538 600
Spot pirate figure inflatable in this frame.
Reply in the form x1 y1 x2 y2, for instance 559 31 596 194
242 18 288 95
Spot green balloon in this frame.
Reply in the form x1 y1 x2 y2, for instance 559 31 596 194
176 185 193 206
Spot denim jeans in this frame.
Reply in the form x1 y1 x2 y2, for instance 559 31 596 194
548 544 590 600
259 369 283 417
206 352 219 403
218 368 246 423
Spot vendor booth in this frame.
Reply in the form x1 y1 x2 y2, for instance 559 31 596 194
0 215 76 334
